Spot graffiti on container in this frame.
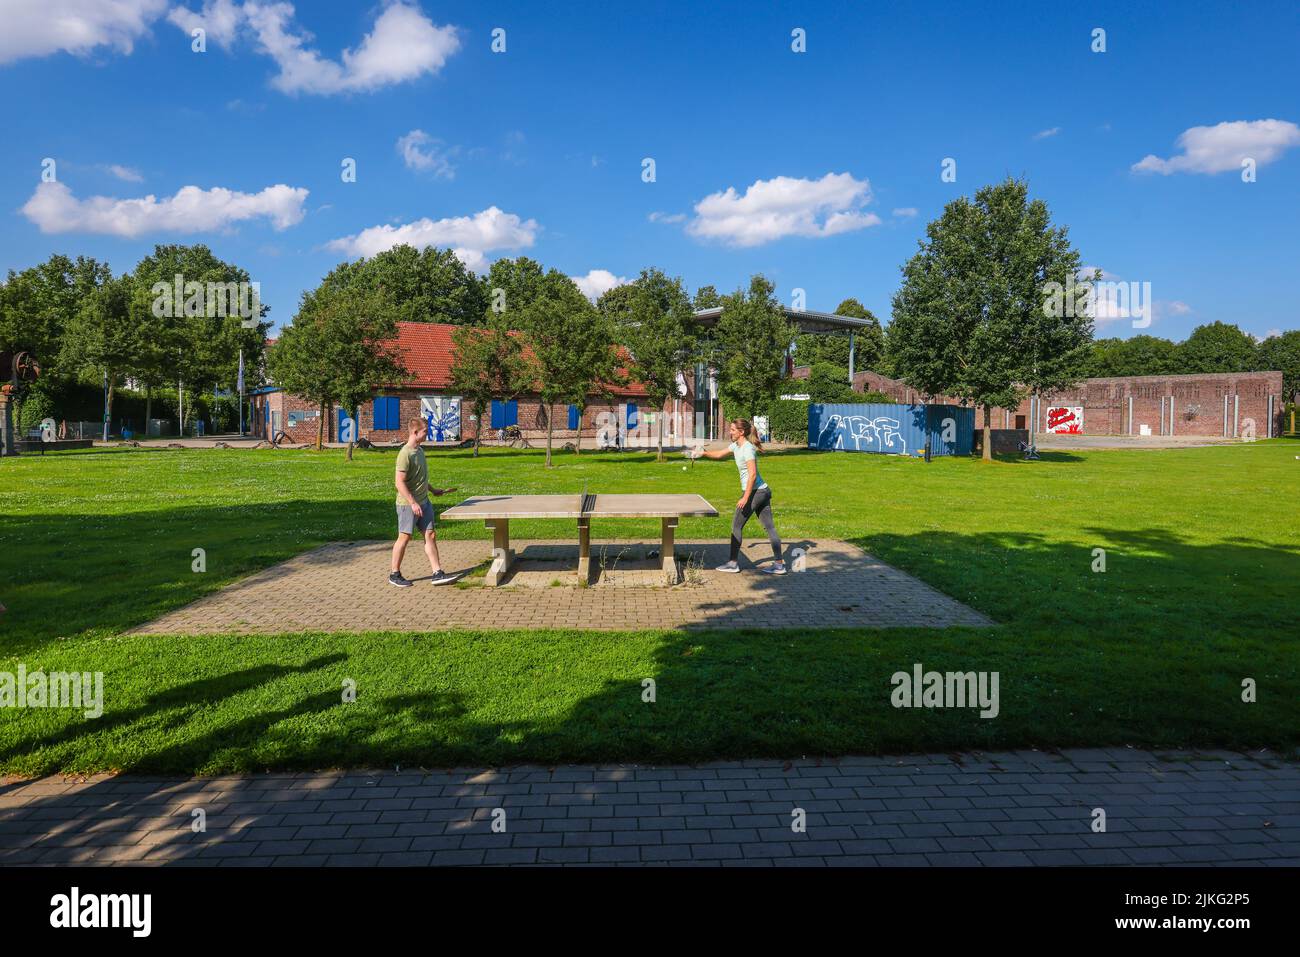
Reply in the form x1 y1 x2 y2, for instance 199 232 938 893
817 414 908 454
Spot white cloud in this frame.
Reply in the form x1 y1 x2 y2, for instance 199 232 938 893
686 172 881 247
1033 127 1061 140
570 269 629 301
891 207 918 218
648 211 685 224
0 0 167 64
1167 300 1191 315
325 206 538 268
396 129 456 177
166 0 241 46
1132 119 1300 175
1263 328 1282 340
105 164 144 182
167 1 461 95
21 180 308 236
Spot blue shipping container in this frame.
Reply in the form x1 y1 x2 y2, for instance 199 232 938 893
807 403 975 457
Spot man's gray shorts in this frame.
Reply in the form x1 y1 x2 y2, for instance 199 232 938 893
396 499 435 535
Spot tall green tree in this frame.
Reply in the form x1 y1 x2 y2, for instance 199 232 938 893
131 245 269 432
889 178 1091 459
449 314 536 457
313 244 487 326
1175 321 1259 373
714 275 796 421
0 254 109 380
61 272 137 440
486 257 548 317
269 285 407 451
614 268 696 461
521 273 619 466
1256 329 1300 400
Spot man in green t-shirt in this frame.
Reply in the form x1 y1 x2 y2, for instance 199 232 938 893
391 417 458 587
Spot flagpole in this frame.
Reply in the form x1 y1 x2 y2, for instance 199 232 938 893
238 348 245 436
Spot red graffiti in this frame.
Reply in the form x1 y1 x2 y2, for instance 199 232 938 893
1047 407 1077 429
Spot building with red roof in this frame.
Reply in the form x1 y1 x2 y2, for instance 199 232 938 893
250 321 687 448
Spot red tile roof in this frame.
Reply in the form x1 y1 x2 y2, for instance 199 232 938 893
384 321 649 397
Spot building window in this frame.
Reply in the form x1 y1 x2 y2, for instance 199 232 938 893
490 399 518 429
373 396 400 431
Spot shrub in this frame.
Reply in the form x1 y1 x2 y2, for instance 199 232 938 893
767 398 811 444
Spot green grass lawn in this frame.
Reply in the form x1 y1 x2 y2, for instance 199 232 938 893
1 440 1298 775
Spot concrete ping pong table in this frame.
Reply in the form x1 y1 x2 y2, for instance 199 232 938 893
440 493 718 585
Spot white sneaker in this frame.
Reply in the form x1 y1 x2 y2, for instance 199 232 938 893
714 561 740 573
762 562 787 575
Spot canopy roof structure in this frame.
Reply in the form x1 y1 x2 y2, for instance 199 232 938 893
690 307 873 335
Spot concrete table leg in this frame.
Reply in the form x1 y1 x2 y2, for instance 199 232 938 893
577 516 591 583
661 517 679 584
485 518 512 586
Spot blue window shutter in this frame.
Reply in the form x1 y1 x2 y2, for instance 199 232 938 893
490 400 503 429
567 404 579 430
506 400 518 427
626 403 638 428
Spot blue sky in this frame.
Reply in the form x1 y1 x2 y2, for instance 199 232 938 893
2 0 1298 340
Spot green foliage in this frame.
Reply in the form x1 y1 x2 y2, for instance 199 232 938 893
714 275 796 420
1086 335 1180 377
1176 321 1259 373
889 178 1091 456
766 398 811 443
1255 330 1300 398
806 361 858 402
269 284 408 449
608 268 696 459
313 244 486 327
692 285 723 310
519 273 618 465
449 313 536 456
486 256 548 317
0 254 111 383
130 244 269 399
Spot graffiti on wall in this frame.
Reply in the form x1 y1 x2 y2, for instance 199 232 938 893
816 414 908 454
421 396 461 442
1046 406 1083 434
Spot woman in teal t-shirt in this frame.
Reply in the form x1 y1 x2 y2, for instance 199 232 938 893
692 418 785 574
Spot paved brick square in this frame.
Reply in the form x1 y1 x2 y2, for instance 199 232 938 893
128 538 992 634
3 749 1295 867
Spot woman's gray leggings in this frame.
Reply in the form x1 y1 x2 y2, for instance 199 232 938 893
730 486 782 563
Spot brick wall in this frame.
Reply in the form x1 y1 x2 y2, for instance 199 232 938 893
819 368 1286 438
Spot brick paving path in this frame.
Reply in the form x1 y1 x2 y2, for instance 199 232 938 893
129 538 992 634
2 749 1296 867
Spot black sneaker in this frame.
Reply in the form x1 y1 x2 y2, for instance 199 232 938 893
429 570 457 586
389 572 413 588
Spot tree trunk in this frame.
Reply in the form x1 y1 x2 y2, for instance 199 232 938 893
574 404 582 454
473 404 481 457
982 404 992 461
545 403 555 468
144 384 152 432
104 377 116 442
316 401 325 451
657 405 664 462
